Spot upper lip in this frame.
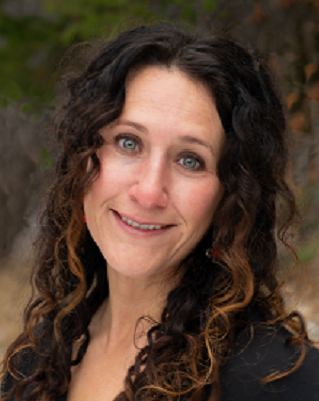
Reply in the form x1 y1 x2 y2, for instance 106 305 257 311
112 210 174 227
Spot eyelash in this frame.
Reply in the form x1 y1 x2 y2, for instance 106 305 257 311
114 134 205 171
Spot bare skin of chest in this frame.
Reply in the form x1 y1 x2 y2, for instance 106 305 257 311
66 338 137 401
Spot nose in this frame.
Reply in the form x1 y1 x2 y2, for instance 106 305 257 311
128 158 168 209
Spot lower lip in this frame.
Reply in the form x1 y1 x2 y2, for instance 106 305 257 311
112 210 172 237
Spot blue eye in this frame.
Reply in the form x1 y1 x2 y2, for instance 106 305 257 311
120 138 137 150
182 157 198 169
178 155 203 171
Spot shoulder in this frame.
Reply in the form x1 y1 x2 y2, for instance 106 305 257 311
220 323 319 401
1 347 38 401
1 324 48 401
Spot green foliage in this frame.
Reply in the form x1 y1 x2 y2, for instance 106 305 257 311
0 11 59 107
0 1 173 108
298 239 319 265
0 96 8 108
0 0 209 110
202 0 216 12
218 9 228 20
42 0 153 45
21 103 33 114
41 147 54 170
181 3 197 25
0 79 23 101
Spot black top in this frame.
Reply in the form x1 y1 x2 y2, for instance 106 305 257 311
220 324 319 400
2 324 319 401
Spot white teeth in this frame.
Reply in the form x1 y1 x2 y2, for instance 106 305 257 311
120 215 164 230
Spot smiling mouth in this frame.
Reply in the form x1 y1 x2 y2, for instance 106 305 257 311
113 210 172 231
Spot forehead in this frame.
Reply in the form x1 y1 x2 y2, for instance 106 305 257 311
125 65 214 106
121 66 223 137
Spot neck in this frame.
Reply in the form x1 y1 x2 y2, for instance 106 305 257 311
90 265 179 349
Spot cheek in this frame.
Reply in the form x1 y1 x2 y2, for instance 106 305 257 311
87 157 130 200
84 153 141 218
176 178 223 226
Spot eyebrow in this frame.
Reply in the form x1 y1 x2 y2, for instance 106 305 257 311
116 119 215 155
179 135 215 156
116 119 148 134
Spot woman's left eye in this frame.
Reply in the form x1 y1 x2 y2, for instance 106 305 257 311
178 155 204 171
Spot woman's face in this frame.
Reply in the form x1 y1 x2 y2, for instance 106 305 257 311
84 66 225 279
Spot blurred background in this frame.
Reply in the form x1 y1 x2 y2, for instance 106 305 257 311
1 0 319 358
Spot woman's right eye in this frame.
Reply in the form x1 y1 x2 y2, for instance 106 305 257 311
115 135 141 152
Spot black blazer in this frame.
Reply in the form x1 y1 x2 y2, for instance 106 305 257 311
219 324 319 400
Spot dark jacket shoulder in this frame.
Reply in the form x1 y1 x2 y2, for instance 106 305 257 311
220 323 319 401
0 323 49 401
1 345 39 401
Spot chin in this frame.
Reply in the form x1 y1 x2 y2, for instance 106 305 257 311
108 263 167 279
104 250 176 280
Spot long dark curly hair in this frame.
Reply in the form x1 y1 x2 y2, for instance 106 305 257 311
1 23 308 401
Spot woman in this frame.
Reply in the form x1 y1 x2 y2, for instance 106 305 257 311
1 23 319 401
